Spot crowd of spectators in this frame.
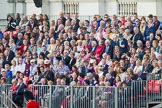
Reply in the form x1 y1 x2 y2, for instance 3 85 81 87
0 12 162 107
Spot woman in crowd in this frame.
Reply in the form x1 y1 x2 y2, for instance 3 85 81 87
11 60 17 77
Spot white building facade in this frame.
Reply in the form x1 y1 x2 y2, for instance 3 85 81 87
0 0 162 24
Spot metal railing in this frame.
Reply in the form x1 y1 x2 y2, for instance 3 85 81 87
146 73 162 107
1 76 162 108
0 84 18 108
28 82 148 108
2 91 19 108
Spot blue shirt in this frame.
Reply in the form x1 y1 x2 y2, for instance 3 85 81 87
57 65 70 75
0 32 3 40
7 70 12 78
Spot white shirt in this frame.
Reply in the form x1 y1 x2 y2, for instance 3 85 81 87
15 63 26 73
119 72 128 82
11 66 17 76
133 66 143 74
77 45 83 52
30 64 37 77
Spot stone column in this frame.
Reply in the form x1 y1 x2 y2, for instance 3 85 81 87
15 0 26 17
98 0 106 16
137 0 157 16
6 0 15 17
105 0 119 16
25 0 41 16
49 0 64 16
41 0 50 15
156 0 162 18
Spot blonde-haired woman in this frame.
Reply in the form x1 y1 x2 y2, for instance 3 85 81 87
9 38 16 52
50 20 55 30
47 38 56 54
134 60 142 74
104 27 113 39
11 59 17 77
140 20 146 36
152 60 160 74
64 20 71 32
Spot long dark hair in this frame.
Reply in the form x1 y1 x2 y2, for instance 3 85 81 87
7 15 14 22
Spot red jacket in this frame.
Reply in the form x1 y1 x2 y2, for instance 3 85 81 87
94 44 105 57
26 100 40 108
94 44 105 63
19 44 29 54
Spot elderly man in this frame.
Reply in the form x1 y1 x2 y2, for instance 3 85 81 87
133 27 143 47
104 39 113 58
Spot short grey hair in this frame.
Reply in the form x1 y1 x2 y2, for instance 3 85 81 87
92 41 97 45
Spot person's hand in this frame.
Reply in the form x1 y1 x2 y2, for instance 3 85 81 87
120 45 125 48
12 91 16 94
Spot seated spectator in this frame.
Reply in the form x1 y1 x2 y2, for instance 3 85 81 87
94 40 105 63
57 60 70 75
134 60 142 74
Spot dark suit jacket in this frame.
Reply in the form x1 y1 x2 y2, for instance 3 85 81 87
70 25 79 32
69 58 76 69
75 18 80 26
62 56 71 66
37 73 44 83
9 50 15 60
103 45 114 58
118 38 128 54
15 39 23 47
108 77 114 86
80 66 89 76
43 71 54 82
134 73 147 80
43 51 50 59
142 64 153 73
103 64 109 76
138 51 145 60
2 56 13 67
13 83 26 107
132 33 143 47
27 23 37 31
16 83 26 95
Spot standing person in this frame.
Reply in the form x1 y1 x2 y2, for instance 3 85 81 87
24 90 40 108
13 78 26 108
